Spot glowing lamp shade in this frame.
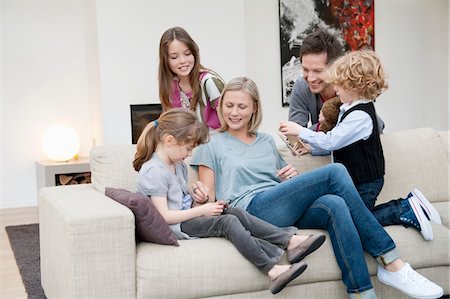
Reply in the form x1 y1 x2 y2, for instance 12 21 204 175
41 125 80 162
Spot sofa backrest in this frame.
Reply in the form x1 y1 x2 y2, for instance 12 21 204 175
377 128 448 203
90 128 448 204
90 145 138 193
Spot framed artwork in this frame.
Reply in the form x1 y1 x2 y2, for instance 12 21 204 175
279 0 375 106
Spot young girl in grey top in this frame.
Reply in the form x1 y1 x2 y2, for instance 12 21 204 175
133 108 325 294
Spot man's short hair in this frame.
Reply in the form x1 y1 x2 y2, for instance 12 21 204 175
299 28 344 64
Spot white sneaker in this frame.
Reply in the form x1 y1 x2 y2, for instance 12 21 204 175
377 263 444 299
407 197 434 241
408 189 442 225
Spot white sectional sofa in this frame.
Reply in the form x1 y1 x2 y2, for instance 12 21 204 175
39 127 449 298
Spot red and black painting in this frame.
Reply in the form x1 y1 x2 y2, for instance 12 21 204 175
279 0 374 106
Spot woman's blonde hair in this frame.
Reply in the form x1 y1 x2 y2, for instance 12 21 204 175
327 50 388 99
133 109 209 171
218 77 262 136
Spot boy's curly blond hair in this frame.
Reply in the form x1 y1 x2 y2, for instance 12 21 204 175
327 50 388 100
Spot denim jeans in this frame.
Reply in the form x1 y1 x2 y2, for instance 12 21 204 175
181 207 297 274
246 164 399 294
356 177 407 226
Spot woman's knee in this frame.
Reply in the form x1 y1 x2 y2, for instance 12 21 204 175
329 163 348 175
317 195 350 216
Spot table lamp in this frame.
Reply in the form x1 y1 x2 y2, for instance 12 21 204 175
41 125 80 162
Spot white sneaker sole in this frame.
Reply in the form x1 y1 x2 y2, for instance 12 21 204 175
410 189 442 225
409 197 433 241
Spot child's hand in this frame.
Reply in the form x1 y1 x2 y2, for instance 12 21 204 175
199 202 224 216
191 181 209 204
276 165 298 181
279 121 303 136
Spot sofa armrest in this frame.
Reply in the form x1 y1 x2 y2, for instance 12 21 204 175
39 184 136 299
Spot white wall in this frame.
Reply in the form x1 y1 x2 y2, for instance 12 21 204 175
374 0 448 132
1 1 95 208
1 0 448 208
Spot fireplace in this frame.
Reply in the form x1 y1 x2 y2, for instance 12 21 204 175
130 104 162 144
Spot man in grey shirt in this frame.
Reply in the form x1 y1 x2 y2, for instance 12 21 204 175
289 28 384 132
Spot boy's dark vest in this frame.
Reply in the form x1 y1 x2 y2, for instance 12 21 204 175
333 102 385 186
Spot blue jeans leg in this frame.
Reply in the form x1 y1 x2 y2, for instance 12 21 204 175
247 164 395 257
246 164 399 293
356 177 384 210
296 195 372 294
356 178 405 226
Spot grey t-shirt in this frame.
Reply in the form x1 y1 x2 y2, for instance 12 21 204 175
289 78 322 128
190 132 286 210
136 154 191 239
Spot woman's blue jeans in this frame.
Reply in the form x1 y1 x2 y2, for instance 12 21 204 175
246 163 399 294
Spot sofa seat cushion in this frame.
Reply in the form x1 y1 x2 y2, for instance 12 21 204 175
135 226 449 299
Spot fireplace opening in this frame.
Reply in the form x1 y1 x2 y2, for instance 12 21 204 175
130 104 162 144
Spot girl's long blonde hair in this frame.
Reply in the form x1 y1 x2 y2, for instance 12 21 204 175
133 109 209 171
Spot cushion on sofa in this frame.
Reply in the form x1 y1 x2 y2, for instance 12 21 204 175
105 187 179 246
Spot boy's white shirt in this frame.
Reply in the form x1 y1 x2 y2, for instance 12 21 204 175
299 99 374 156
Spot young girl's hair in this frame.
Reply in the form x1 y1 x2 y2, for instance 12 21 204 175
158 27 218 112
133 109 209 171
218 77 262 136
327 50 388 99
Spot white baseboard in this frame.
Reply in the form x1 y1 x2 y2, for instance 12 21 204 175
0 199 38 209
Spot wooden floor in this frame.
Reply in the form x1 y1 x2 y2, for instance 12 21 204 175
0 206 39 299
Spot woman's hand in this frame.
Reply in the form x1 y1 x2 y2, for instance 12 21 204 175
191 181 210 204
277 165 298 181
279 121 303 136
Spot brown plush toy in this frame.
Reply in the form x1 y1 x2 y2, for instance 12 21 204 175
318 97 342 132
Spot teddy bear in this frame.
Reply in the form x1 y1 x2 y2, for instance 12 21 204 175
317 97 342 132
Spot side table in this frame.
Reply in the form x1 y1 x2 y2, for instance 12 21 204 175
36 158 91 190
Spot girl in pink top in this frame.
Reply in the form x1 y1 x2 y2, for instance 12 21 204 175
158 27 225 131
